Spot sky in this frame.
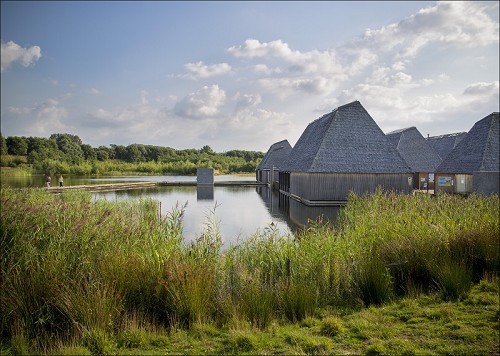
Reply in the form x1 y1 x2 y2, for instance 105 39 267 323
1 1 499 152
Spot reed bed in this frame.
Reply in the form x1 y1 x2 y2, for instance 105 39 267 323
1 187 498 354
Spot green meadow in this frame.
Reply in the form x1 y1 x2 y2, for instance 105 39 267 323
1 188 498 355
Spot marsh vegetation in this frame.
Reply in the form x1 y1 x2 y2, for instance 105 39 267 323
1 188 498 354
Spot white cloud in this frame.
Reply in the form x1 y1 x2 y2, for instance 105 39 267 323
338 79 498 134
362 1 499 60
1 40 41 72
252 64 282 75
174 85 226 119
259 77 336 97
8 98 67 135
228 39 345 79
89 87 100 95
227 39 293 58
140 90 149 105
233 92 262 112
463 81 499 96
182 61 231 80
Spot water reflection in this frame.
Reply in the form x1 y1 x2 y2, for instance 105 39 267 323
92 185 343 247
93 186 294 248
256 186 342 232
197 185 214 200
0 173 254 189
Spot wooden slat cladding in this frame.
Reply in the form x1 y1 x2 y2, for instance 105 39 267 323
289 172 412 201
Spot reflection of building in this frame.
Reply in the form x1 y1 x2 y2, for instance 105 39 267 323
287 198 341 228
197 185 214 200
256 186 342 231
435 112 499 195
386 127 442 191
280 101 412 204
426 132 467 160
256 140 292 187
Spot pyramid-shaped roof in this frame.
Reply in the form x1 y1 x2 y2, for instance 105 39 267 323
257 139 292 170
282 101 411 173
426 132 467 160
386 127 442 172
436 112 499 173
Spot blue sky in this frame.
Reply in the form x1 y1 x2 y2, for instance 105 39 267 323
1 1 498 152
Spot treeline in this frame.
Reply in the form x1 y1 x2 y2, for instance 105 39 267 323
0 133 264 175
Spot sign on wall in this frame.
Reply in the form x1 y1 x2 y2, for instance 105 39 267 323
438 176 453 187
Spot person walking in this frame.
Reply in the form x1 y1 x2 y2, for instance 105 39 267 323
46 174 51 188
58 175 64 187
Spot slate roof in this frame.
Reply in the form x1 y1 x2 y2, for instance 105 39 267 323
386 127 442 172
436 112 499 174
426 132 467 160
257 139 292 170
282 101 411 173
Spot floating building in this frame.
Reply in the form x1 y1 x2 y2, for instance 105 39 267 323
279 101 412 205
435 112 499 195
386 127 442 190
256 139 292 186
426 132 467 160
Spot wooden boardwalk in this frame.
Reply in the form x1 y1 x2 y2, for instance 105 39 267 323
47 180 265 193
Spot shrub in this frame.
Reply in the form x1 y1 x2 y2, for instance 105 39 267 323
431 258 472 301
82 328 113 356
239 281 275 329
320 316 346 337
279 280 318 322
116 328 148 349
353 254 393 306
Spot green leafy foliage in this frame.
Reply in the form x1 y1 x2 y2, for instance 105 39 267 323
1 133 264 174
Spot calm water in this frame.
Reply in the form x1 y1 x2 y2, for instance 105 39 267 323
0 172 253 188
1 173 341 247
94 185 341 248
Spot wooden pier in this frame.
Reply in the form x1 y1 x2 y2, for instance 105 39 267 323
47 180 266 193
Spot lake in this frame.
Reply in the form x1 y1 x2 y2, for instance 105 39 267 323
1 173 341 248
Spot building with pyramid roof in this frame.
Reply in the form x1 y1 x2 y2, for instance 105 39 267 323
426 132 467 160
256 139 292 185
279 101 413 204
435 112 499 195
386 127 442 190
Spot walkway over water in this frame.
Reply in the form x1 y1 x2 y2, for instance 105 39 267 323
47 180 266 193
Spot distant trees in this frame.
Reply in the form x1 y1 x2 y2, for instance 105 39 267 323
0 135 7 155
6 136 28 155
0 132 264 174
50 134 84 164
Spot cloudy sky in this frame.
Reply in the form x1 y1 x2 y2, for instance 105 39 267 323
1 1 498 152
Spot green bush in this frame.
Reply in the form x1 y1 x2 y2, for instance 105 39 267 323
82 328 113 356
320 316 346 337
353 254 393 306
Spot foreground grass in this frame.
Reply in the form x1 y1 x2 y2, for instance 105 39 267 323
1 187 498 355
47 277 499 355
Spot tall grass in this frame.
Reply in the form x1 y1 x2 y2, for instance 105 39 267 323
1 187 498 354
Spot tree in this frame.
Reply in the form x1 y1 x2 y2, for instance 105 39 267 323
96 146 112 161
50 133 84 164
111 144 127 160
0 134 8 155
81 144 97 160
6 136 28 155
200 145 214 154
126 144 147 163
27 137 60 164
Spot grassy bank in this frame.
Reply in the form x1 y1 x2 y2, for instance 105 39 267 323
1 188 498 354
0 154 260 176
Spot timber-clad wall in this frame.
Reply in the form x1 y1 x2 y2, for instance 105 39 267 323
289 172 412 201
